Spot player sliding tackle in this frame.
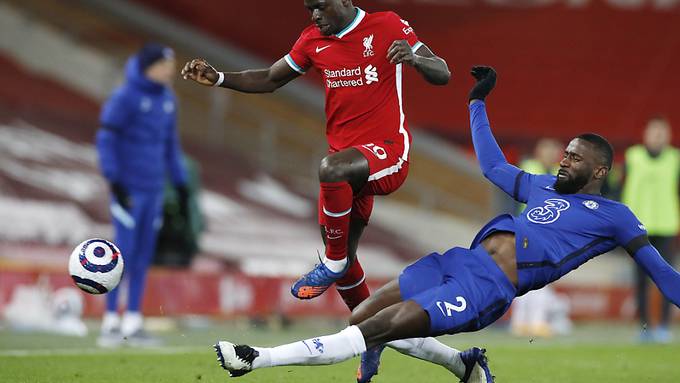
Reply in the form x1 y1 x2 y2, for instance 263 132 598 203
213 66 680 382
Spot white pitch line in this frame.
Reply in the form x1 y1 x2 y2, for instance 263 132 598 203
0 346 207 357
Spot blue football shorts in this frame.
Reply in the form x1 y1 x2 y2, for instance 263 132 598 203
399 245 517 336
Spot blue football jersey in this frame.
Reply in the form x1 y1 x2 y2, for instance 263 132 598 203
96 55 187 190
468 101 679 306
484 173 647 296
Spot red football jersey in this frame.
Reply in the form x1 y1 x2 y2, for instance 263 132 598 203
285 8 422 160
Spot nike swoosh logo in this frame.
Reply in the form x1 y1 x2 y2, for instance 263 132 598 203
316 45 332 53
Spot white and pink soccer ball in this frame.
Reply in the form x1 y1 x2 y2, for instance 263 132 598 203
69 239 124 294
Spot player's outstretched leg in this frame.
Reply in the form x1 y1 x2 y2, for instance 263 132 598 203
212 322 492 382
214 325 367 377
217 279 496 382
212 299 428 377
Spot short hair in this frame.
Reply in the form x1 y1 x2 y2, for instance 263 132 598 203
576 133 613 170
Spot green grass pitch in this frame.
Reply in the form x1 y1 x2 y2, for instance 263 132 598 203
1 321 678 382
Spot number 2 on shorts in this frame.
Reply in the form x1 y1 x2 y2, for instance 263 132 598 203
436 297 467 317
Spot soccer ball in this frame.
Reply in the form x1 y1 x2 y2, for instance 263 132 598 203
69 238 124 294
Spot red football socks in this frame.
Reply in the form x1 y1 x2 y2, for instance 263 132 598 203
320 181 353 262
336 260 370 310
320 181 370 310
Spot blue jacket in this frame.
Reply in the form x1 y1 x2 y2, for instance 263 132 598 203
96 55 187 190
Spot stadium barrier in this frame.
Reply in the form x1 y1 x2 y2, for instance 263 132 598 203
1 268 675 322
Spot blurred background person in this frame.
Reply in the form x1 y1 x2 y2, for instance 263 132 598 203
510 138 572 338
95 43 189 347
517 138 562 210
621 116 679 343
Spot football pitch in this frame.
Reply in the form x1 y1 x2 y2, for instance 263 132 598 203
1 321 678 383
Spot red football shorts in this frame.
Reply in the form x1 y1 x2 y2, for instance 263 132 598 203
318 142 410 225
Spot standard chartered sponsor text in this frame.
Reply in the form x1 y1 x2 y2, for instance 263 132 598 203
324 66 362 78
324 66 378 89
327 77 366 88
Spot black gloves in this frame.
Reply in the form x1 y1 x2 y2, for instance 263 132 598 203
468 65 497 102
111 183 132 210
176 184 190 221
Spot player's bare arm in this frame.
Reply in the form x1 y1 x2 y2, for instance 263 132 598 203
181 57 299 93
387 41 450 85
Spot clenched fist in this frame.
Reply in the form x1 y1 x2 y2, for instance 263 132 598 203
468 66 497 102
181 58 220 86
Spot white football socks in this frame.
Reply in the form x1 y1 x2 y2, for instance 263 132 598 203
121 311 143 336
323 257 348 274
101 311 120 333
245 327 464 378
387 337 465 378
252 325 366 369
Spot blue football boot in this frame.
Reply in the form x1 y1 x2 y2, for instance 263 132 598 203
459 347 494 383
291 261 347 299
356 345 386 383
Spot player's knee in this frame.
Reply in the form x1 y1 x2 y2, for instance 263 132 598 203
319 156 351 182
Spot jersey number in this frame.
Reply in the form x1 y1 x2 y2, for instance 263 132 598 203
436 297 467 317
362 144 387 160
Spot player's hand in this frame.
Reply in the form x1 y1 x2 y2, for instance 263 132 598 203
387 40 416 66
469 66 497 101
181 58 219 86
111 183 132 210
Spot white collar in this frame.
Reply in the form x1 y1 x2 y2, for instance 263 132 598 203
335 8 366 39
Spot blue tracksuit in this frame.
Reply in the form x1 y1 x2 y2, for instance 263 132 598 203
399 101 680 336
96 55 187 312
